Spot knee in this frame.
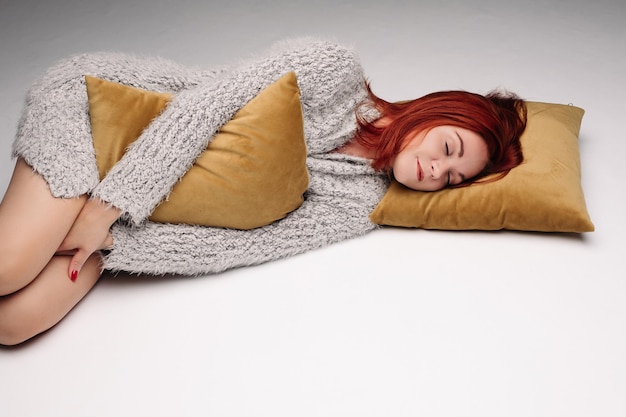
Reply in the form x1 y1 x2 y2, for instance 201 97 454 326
0 250 56 345
0 256 19 296
0 299 39 346
0 240 46 296
0 254 28 296
0 321 31 346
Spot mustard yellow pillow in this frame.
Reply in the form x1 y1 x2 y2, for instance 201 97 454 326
86 72 309 229
370 101 594 233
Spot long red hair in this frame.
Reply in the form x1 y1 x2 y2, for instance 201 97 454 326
355 83 527 184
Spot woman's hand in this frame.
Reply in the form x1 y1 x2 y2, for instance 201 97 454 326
57 198 121 281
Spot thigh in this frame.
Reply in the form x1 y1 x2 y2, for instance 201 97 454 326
0 158 87 292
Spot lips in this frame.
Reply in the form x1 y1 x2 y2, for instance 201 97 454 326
416 159 424 181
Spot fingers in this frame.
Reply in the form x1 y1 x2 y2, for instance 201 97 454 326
57 199 118 281
69 249 89 282
56 234 86 277
64 234 113 281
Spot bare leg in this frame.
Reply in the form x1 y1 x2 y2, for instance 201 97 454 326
0 252 102 345
0 158 88 295
0 158 105 344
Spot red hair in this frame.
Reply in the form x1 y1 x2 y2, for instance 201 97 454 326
355 83 527 184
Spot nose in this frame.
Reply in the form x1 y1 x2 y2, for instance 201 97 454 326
430 159 446 180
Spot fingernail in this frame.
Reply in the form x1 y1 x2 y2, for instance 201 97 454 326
70 270 78 282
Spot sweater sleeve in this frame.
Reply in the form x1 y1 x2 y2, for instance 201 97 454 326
90 38 366 225
12 51 212 197
103 169 387 276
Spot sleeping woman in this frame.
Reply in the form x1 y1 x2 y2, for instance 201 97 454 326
0 37 526 345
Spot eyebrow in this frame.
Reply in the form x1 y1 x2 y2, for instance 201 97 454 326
456 132 465 158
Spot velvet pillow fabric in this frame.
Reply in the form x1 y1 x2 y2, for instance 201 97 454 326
86 72 309 229
369 101 594 233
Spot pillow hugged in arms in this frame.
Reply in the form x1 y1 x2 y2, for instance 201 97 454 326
85 72 309 229
370 101 594 233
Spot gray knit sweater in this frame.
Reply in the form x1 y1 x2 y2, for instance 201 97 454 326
12 37 389 275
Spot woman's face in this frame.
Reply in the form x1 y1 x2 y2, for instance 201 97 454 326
392 125 489 191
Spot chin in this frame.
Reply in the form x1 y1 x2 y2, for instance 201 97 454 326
400 181 422 191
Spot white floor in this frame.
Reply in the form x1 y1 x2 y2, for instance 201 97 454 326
1 1 625 416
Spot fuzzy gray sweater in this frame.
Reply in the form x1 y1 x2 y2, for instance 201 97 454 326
12 38 389 275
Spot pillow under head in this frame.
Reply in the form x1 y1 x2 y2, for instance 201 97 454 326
369 101 594 233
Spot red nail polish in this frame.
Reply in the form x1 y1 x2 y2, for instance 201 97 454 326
70 270 78 282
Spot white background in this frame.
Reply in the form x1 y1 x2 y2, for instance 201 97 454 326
1 0 624 416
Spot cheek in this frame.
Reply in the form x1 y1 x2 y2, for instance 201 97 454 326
464 147 490 178
467 159 488 179
430 177 447 191
477 155 490 174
